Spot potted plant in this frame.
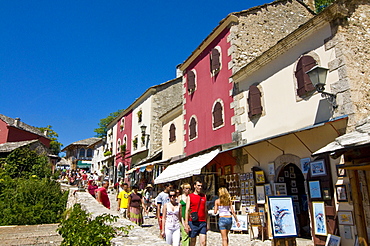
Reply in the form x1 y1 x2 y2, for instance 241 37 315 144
133 138 138 149
120 144 126 154
104 150 112 157
141 135 145 145
137 110 142 123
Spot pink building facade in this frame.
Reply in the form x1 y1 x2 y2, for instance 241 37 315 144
115 110 133 175
182 27 234 156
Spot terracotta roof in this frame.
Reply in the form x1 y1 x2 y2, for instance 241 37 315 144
0 140 38 153
0 114 47 138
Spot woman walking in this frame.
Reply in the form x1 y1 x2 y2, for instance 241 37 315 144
178 183 191 246
128 184 145 226
214 187 240 246
162 190 183 246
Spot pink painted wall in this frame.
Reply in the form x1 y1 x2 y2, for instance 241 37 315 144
115 110 133 169
7 127 51 147
0 119 9 144
184 28 234 156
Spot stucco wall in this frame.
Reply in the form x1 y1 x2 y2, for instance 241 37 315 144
162 113 184 160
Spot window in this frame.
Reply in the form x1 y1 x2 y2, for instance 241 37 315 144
79 148 85 158
210 47 221 75
169 123 176 143
117 139 121 152
295 55 317 97
137 110 142 123
120 118 125 131
248 85 263 118
87 149 93 157
212 101 224 128
189 117 197 140
187 70 196 93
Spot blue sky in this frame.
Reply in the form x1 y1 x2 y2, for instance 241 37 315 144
0 0 269 149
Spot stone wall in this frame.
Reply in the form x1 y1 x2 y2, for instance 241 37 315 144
150 77 183 155
328 0 370 130
229 0 315 74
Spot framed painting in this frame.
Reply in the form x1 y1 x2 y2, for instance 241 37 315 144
224 165 231 175
256 185 266 204
309 180 321 199
336 184 348 202
274 183 287 196
322 188 331 200
231 215 248 231
310 160 326 177
255 170 265 184
278 177 285 182
300 157 311 174
284 171 289 177
312 202 327 236
291 188 298 194
268 163 275 175
336 165 347 177
264 183 272 196
268 196 297 238
325 234 341 246
337 211 354 225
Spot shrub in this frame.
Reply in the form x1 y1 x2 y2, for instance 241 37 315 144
58 204 133 246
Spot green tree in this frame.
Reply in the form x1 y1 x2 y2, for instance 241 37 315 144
2 147 51 179
315 0 335 13
94 109 123 138
37 125 63 155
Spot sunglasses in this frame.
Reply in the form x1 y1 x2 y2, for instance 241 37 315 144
169 194 176 198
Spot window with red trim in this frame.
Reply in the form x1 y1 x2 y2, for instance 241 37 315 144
295 56 317 97
248 85 263 118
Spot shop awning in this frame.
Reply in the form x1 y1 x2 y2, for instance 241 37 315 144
154 149 220 184
126 159 170 174
77 161 91 168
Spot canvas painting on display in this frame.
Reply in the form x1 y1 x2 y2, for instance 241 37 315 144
310 160 326 177
300 157 311 174
337 211 354 225
255 170 265 184
268 163 275 175
264 184 272 196
325 234 341 246
256 185 265 204
312 202 327 236
274 183 287 196
309 181 321 199
268 196 297 238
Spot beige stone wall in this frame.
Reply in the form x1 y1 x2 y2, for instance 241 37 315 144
150 77 183 154
229 0 314 74
329 0 370 130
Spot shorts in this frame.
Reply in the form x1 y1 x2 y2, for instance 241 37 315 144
119 208 128 218
218 217 232 230
189 221 207 238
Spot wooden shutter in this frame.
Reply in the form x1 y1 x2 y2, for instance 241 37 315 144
295 56 317 97
248 85 263 118
189 118 197 139
187 70 196 92
211 48 221 73
169 123 176 142
213 102 223 128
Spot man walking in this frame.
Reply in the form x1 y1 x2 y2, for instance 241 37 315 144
185 180 208 246
117 183 131 218
96 180 110 209
155 183 173 236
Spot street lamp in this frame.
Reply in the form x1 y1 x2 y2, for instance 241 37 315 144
140 125 147 135
306 65 337 108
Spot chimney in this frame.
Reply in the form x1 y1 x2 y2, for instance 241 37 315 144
176 64 183 78
14 118 21 127
44 130 48 136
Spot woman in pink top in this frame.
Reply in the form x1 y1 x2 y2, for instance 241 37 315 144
214 187 240 246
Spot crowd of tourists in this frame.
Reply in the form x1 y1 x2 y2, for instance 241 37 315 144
63 172 241 246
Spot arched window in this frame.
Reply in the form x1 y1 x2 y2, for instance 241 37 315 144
79 148 85 158
187 70 196 93
87 149 93 157
210 47 221 75
248 85 263 118
120 118 125 131
189 117 197 140
295 55 317 97
213 101 224 128
169 123 176 143
117 139 121 152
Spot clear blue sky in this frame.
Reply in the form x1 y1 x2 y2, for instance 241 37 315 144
0 0 269 149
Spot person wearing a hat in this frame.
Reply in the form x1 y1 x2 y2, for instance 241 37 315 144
143 184 153 219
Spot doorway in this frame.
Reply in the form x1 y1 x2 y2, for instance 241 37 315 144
277 163 311 238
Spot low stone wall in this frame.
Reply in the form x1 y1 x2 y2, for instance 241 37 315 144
67 188 167 246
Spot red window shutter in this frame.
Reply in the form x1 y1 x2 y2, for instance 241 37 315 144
211 48 221 72
295 56 317 97
248 85 263 118
169 123 176 142
189 118 197 139
213 102 223 128
187 71 196 92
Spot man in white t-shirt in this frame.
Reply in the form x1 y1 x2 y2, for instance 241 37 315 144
155 183 172 236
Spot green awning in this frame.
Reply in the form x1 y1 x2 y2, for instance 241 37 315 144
77 161 91 168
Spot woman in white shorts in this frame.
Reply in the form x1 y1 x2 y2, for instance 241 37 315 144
162 190 183 246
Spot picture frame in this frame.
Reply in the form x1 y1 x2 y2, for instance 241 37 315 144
274 183 287 196
268 196 298 238
278 177 284 182
312 201 328 236
291 188 298 194
289 166 294 173
231 215 248 231
284 171 289 177
249 187 254 195
290 173 296 179
264 183 272 196
336 165 347 177
322 188 331 200
250 194 255 201
292 195 299 201
245 195 250 200
337 211 354 225
309 181 322 199
241 182 245 188
245 188 249 194
268 163 275 175
310 159 327 177
250 200 255 205
325 234 341 246
256 185 266 204
249 180 254 187
293 202 300 214
291 180 296 187
300 157 311 174
336 184 348 202
224 165 231 175
255 170 265 184
249 172 254 179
